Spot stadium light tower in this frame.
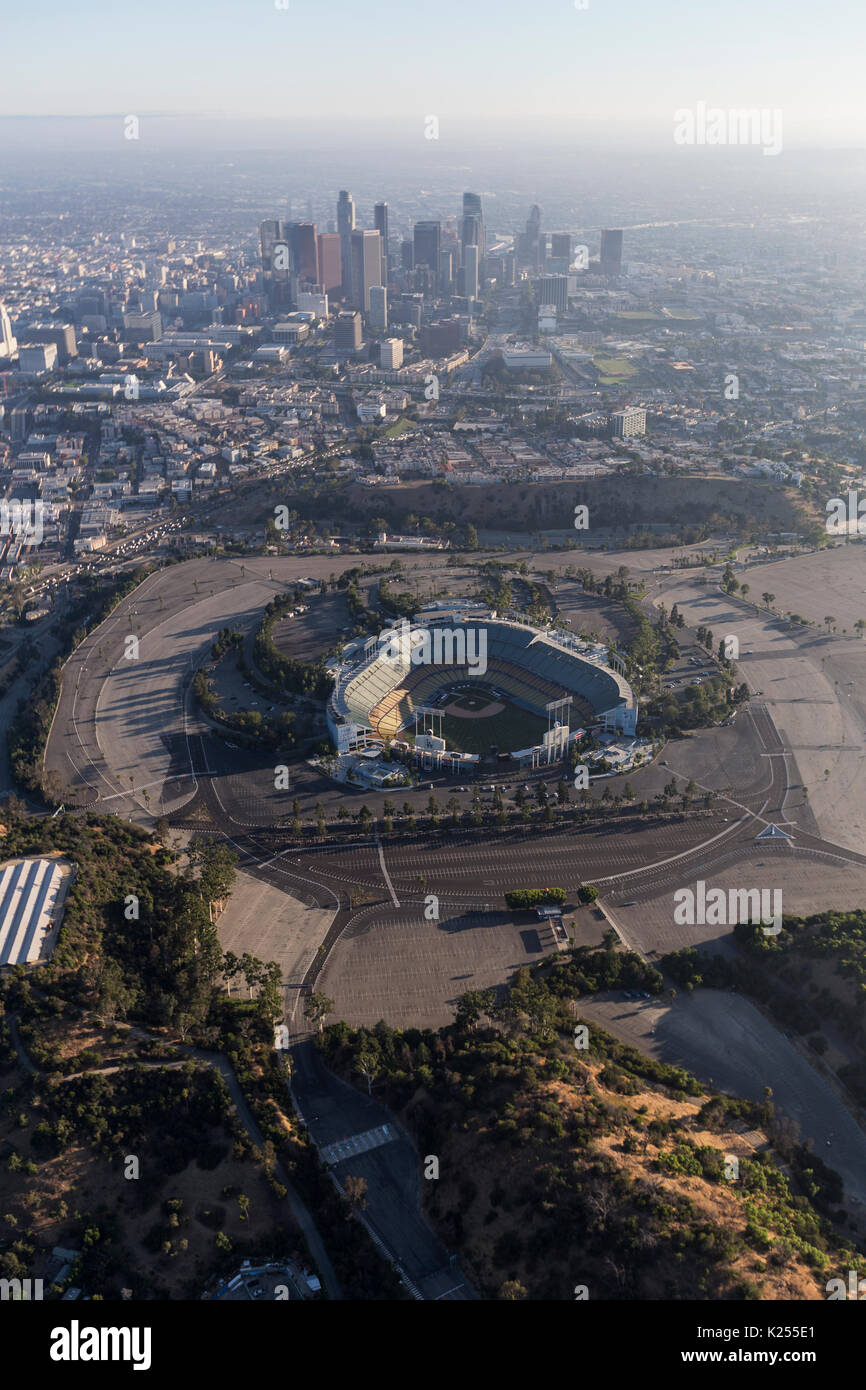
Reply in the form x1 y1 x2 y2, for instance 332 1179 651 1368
545 697 573 765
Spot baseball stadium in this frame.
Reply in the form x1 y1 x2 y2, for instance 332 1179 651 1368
327 611 636 764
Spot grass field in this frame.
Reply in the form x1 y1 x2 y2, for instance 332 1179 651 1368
592 354 639 386
409 697 549 755
382 416 415 439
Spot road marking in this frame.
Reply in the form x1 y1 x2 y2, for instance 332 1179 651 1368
319 1124 398 1165
375 829 400 907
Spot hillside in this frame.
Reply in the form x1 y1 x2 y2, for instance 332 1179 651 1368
323 477 813 540
319 957 863 1300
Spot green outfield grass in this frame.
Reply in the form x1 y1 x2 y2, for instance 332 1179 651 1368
407 696 549 755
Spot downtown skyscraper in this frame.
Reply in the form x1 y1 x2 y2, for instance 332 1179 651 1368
337 190 356 295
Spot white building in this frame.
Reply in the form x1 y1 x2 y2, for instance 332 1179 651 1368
380 338 403 369
18 343 58 373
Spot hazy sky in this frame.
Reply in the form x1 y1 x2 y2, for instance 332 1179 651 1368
5 0 866 146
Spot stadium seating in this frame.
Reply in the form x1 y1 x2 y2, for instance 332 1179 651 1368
334 618 631 749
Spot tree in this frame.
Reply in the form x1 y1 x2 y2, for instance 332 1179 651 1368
577 884 599 905
498 1280 528 1300
354 1049 379 1095
343 1176 368 1214
304 992 334 1032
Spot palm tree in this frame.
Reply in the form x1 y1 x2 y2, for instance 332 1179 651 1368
762 592 775 610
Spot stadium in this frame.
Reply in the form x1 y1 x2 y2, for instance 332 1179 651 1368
327 609 636 768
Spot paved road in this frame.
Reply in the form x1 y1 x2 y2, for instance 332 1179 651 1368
290 1040 476 1300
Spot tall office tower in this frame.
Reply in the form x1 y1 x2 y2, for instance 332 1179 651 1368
297 223 319 283
260 219 294 306
551 232 571 260
369 285 388 331
464 244 479 301
600 228 624 275
400 239 414 271
334 309 362 351
503 251 517 286
0 303 18 358
349 230 383 311
438 248 454 292
413 221 441 286
317 233 342 291
518 204 543 269
462 192 485 274
534 275 568 315
337 190 356 293
373 202 389 281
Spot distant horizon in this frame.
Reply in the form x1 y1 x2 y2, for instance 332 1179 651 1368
6 0 866 144
3 112 866 150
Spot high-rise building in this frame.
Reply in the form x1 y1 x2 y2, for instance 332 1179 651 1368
609 406 645 438
373 202 389 282
334 309 362 352
380 337 403 369
0 303 18 358
337 191 355 294
394 294 423 330
297 223 319 283
317 233 342 291
464 244 480 301
518 205 543 270
369 285 388 331
260 219 294 306
462 192 485 275
438 248 454 292
420 317 461 356
551 232 572 261
600 229 624 275
122 310 162 342
413 221 441 286
400 240 414 271
349 230 383 311
503 251 517 287
23 323 78 365
534 275 568 315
